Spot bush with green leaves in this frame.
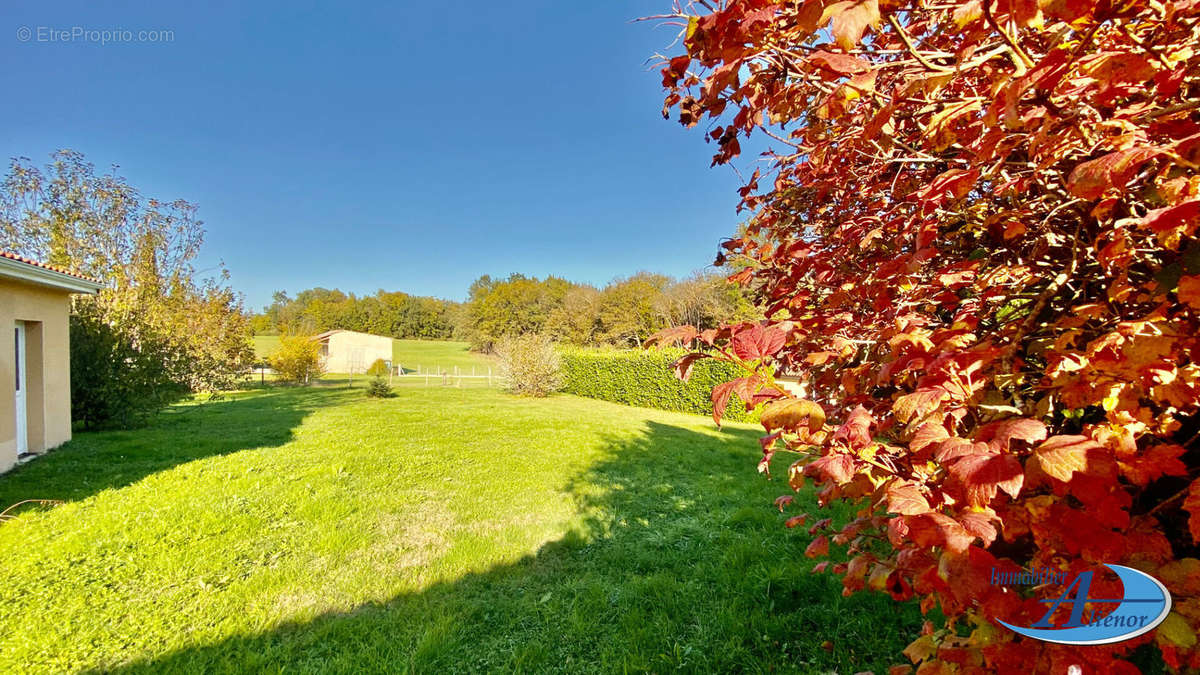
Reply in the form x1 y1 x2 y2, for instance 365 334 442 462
559 346 756 422
366 377 393 398
365 358 390 377
69 303 189 429
267 335 325 384
495 334 562 397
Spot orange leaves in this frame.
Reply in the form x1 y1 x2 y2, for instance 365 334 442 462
1140 199 1200 241
893 387 947 424
729 323 787 361
809 451 859 484
1117 443 1187 486
822 0 881 50
976 418 1047 451
946 451 1024 507
917 169 980 212
649 325 699 348
661 55 690 88
924 100 982 152
806 534 830 557
956 510 998 547
832 404 873 448
903 511 974 553
1067 147 1161 200
886 480 932 515
710 376 756 426
1185 479 1200 545
1179 275 1200 310
760 398 826 434
670 352 708 381
807 50 871 76
1032 435 1099 483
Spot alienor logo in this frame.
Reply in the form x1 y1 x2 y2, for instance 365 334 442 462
997 564 1172 645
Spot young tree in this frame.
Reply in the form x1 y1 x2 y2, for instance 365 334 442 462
655 0 1200 671
267 334 325 384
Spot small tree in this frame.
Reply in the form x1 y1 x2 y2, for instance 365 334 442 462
366 377 393 398
365 358 389 377
496 334 562 397
267 335 324 384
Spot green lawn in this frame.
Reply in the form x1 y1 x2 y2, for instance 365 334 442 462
253 336 493 374
0 387 919 673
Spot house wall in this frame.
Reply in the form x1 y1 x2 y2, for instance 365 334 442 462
324 331 392 373
0 277 73 473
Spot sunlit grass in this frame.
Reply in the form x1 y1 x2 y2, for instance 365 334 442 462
0 387 919 673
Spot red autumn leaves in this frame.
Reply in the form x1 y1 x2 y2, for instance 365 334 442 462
651 0 1200 669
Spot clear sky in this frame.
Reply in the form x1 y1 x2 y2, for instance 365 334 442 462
2 1 764 310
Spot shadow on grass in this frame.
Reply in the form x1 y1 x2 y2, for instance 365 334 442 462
102 417 921 673
0 387 352 509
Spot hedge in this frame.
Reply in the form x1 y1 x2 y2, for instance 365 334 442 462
558 347 757 423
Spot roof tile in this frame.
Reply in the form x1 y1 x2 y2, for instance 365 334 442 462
0 250 102 284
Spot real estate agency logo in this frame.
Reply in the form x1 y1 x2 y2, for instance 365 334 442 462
991 564 1172 645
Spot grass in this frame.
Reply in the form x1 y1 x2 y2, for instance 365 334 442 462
252 335 493 374
0 387 920 673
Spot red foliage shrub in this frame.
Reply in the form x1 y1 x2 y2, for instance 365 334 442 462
651 0 1200 670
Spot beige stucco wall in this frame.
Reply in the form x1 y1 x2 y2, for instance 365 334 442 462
322 331 392 374
0 277 73 473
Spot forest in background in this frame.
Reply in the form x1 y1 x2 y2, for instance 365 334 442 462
251 270 759 351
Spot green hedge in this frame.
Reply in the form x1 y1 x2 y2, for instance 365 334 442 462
558 347 758 422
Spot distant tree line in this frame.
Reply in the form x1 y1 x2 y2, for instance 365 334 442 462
251 288 462 340
255 270 758 352
461 271 760 351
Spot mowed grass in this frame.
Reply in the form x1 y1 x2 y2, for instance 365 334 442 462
0 387 920 673
253 335 492 374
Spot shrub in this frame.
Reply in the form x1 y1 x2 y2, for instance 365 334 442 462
559 347 756 422
656 1 1200 670
366 358 390 377
69 304 188 429
495 334 562 397
267 335 325 384
366 377 393 398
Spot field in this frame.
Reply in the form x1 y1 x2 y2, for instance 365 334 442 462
252 335 492 375
0 386 919 673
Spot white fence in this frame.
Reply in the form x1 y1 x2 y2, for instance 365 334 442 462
392 364 503 387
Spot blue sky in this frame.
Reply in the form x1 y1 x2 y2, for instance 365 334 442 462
2 1 764 310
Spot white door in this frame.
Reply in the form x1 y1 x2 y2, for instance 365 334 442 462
14 322 27 456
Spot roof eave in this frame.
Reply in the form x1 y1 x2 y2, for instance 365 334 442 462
0 257 103 294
